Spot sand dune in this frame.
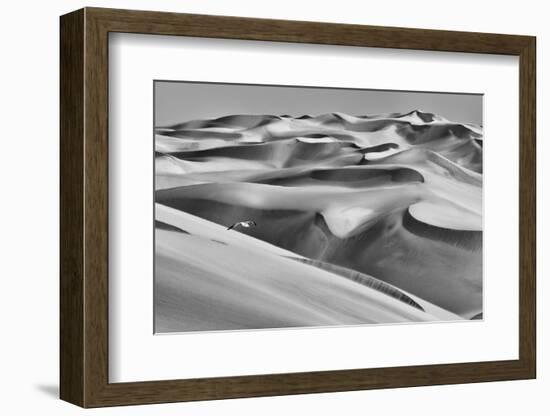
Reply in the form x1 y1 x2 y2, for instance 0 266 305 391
157 110 481 170
155 111 483 330
155 205 460 332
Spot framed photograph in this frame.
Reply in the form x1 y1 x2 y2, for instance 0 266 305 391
60 7 536 407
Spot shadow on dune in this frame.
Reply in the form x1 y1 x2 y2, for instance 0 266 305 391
250 166 424 188
167 138 359 165
168 114 282 130
156 195 327 260
402 208 482 251
288 256 424 311
320 210 482 317
365 148 482 186
162 129 243 140
394 109 438 123
155 220 190 235
358 142 400 154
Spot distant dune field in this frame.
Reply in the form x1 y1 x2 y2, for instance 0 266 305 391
154 110 483 333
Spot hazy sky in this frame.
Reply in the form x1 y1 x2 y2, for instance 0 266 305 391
155 81 482 127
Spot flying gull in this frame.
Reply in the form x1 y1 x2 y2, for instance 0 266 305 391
227 220 257 231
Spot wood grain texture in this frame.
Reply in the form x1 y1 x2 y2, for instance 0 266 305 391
518 38 537 376
87 7 532 54
59 7 537 408
83 10 110 406
59 8 84 407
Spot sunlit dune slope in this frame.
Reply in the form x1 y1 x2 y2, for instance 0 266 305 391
155 205 460 332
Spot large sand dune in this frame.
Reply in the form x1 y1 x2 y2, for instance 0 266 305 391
155 205 460 332
155 110 483 331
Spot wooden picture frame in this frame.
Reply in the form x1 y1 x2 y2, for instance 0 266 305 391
60 7 536 408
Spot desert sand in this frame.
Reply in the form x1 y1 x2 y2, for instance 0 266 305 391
154 110 483 332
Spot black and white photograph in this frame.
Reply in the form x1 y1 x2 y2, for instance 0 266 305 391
154 81 483 333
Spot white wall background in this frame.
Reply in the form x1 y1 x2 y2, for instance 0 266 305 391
0 0 545 414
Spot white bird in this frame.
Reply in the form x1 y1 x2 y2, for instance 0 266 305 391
227 220 257 231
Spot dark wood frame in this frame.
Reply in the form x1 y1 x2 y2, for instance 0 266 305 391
60 7 536 408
